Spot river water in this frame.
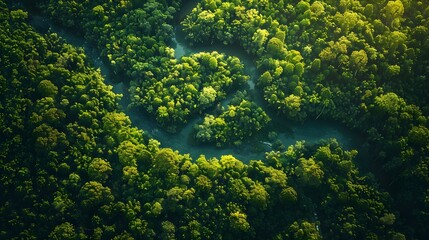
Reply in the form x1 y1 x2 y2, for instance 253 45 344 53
22 2 365 163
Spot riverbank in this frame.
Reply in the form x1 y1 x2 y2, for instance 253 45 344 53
22 2 365 163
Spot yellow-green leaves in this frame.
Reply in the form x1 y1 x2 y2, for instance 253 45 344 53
295 157 324 187
37 80 58 98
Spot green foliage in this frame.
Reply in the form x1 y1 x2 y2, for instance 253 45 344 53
374 92 406 115
229 211 251 232
286 220 321 240
79 181 114 208
182 1 309 121
267 37 286 58
132 52 249 132
295 158 324 187
88 158 112 183
408 126 429 147
280 187 298 203
198 86 217 106
37 80 58 98
38 0 249 132
349 50 368 74
1 0 429 239
48 222 77 240
382 0 405 27
153 148 180 175
194 93 270 146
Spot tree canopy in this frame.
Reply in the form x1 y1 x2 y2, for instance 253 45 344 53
1 0 429 239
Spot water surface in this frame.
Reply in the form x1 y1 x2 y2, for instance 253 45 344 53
25 4 365 163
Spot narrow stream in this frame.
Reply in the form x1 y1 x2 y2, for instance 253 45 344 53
23 2 365 163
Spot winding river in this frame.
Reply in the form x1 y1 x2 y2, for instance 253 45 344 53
23 1 365 163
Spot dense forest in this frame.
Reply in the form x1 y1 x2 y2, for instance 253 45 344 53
1 0 428 239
